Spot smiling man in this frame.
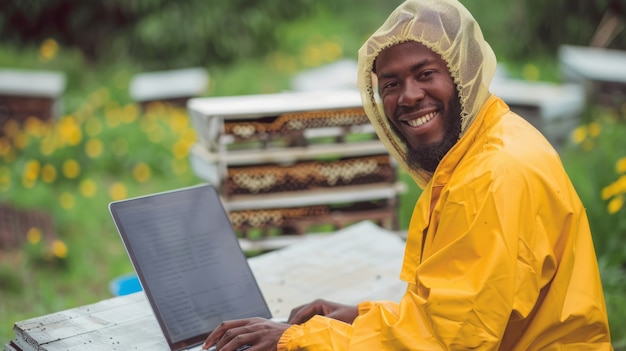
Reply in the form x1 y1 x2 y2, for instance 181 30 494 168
374 40 462 173
203 0 612 349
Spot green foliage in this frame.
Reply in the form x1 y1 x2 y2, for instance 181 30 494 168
0 81 204 342
0 264 22 295
599 259 626 349
560 107 626 346
561 108 626 265
6 0 621 69
1 0 325 69
463 0 625 61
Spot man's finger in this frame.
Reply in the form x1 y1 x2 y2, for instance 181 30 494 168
203 319 254 349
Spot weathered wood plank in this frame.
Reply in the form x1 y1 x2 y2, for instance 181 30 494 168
224 182 406 211
190 139 384 166
188 90 363 121
13 293 149 347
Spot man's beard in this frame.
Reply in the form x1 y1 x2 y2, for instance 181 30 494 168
391 96 462 173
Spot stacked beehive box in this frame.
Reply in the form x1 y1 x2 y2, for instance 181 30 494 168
0 69 66 131
187 90 405 249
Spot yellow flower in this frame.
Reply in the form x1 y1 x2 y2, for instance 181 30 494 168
105 106 123 128
608 195 624 215
23 160 41 181
21 176 36 189
301 44 323 67
140 113 158 132
571 125 587 145
0 176 11 193
587 122 601 138
3 151 15 163
85 138 103 158
13 133 28 150
617 175 626 193
59 192 75 209
182 129 196 142
616 157 626 174
0 167 10 191
522 64 540 81
0 137 10 156
122 104 139 124
170 113 189 133
57 115 82 146
79 178 97 197
40 136 56 156
2 119 19 138
39 38 59 61
62 159 81 179
24 117 46 137
601 183 615 200
173 139 191 160
90 88 110 107
132 163 151 183
322 40 343 62
147 125 165 143
51 240 68 259
84 117 103 137
109 182 127 200
41 163 57 183
172 159 189 175
266 52 297 73
26 227 42 244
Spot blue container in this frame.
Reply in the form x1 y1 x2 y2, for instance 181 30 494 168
109 273 143 296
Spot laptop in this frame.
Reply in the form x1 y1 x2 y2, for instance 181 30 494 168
109 184 273 351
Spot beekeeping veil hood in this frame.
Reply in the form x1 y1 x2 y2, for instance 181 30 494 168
357 0 497 189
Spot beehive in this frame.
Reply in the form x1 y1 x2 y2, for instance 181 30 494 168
187 90 405 247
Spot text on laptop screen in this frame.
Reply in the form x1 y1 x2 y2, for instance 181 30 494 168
110 185 271 347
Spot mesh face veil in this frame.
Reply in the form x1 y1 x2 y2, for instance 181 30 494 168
357 0 497 188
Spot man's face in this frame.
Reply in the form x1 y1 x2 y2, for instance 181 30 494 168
375 41 462 172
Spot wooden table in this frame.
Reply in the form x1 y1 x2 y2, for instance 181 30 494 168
5 221 407 351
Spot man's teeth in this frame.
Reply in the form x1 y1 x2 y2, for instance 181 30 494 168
406 112 436 127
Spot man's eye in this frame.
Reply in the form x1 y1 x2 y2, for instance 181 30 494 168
382 81 399 90
420 70 434 79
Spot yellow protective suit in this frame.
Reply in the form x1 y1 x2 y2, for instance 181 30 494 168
277 0 613 349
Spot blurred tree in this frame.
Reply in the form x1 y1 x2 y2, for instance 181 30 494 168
0 0 320 69
0 0 624 69
0 0 139 60
464 0 625 61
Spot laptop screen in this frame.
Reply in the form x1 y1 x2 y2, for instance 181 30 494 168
109 184 271 350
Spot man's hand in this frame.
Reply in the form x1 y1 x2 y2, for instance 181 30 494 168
287 299 358 325
202 318 289 351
